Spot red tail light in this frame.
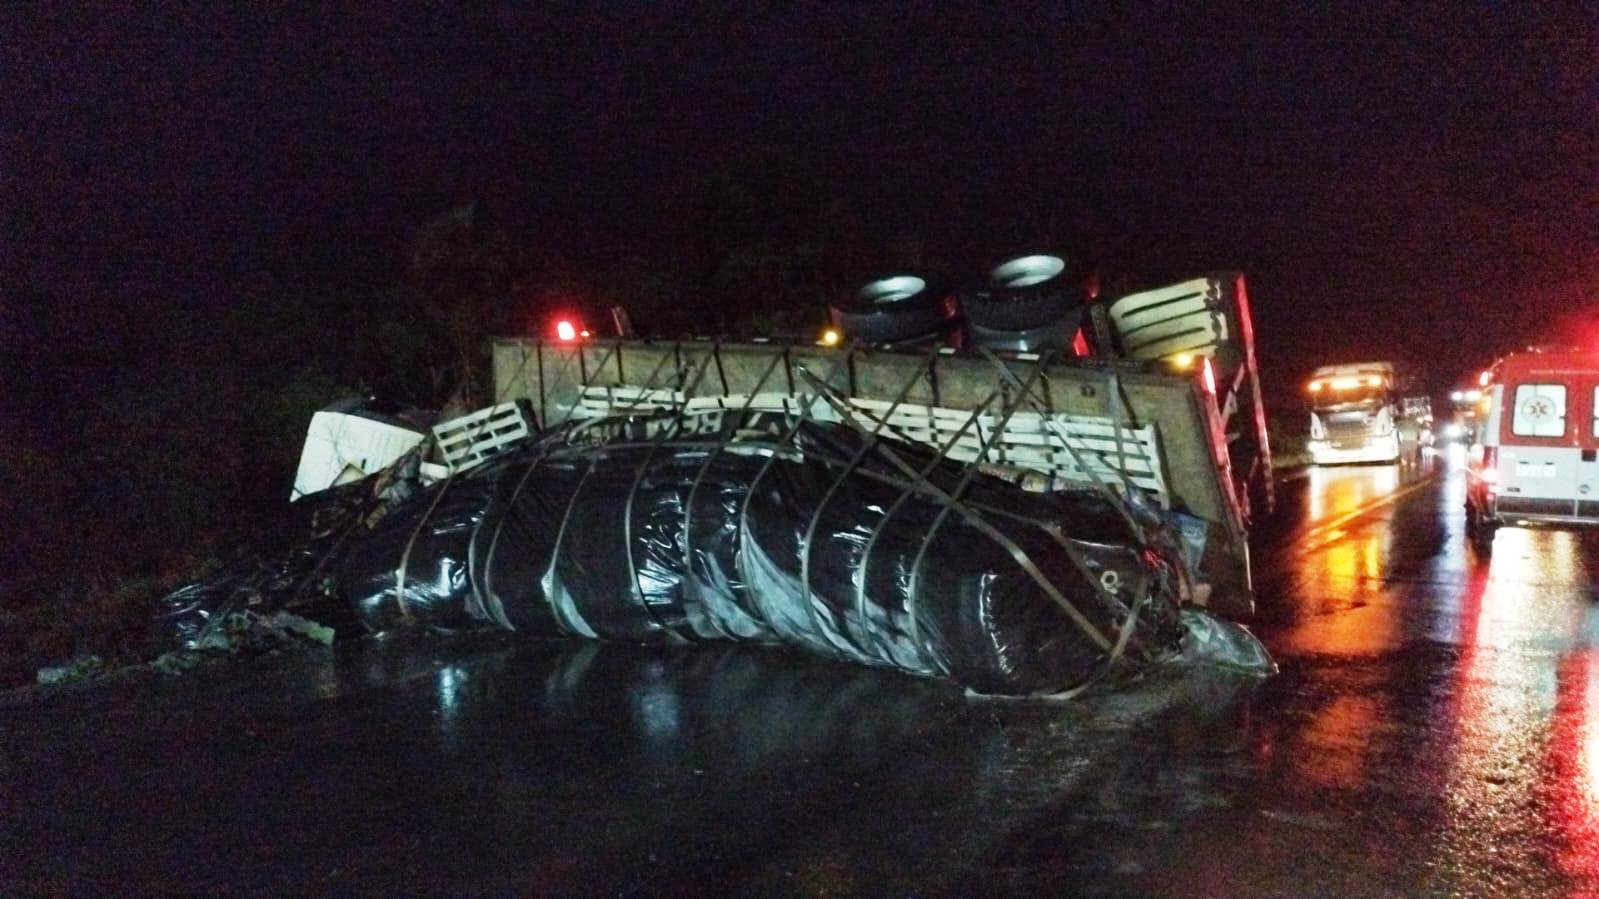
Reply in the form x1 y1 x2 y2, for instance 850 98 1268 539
1070 328 1090 357
1481 447 1499 491
555 320 578 342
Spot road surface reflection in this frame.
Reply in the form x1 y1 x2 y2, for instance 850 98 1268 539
1269 461 1408 656
22 449 1599 895
1304 461 1401 527
395 640 1267 895
1438 506 1599 887
1264 449 1599 892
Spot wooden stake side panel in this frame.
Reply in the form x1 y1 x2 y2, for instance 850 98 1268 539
572 384 1169 502
500 340 1220 498
492 338 1254 616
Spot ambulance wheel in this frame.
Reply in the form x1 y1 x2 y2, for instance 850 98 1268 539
1473 523 1498 555
1466 501 1496 554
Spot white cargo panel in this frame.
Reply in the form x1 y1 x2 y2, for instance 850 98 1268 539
433 401 535 472
292 410 427 501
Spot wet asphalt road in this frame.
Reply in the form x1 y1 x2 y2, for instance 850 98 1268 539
8 447 1599 896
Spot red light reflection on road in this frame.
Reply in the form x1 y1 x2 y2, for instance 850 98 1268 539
1425 530 1557 879
1549 650 1599 882
1439 526 1599 883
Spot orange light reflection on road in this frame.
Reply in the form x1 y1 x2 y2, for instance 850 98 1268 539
1282 465 1401 658
1307 464 1399 525
1323 531 1382 591
1279 465 1407 785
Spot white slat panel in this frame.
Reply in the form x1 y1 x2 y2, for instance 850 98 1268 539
433 402 535 471
569 385 1169 505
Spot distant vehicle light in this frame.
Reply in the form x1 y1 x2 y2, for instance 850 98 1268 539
1202 358 1216 395
1171 352 1195 371
1330 377 1361 389
555 320 578 342
819 327 841 347
1308 381 1324 392
1463 388 1482 402
1479 370 1491 387
1450 390 1464 402
1443 423 1464 440
579 329 591 338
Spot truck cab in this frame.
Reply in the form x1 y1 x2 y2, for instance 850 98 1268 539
1466 348 1599 549
1305 362 1402 465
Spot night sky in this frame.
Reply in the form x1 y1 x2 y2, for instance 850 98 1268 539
7 3 1596 398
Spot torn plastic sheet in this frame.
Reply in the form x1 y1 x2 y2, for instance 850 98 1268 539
1175 608 1276 676
338 418 1203 695
145 481 380 659
150 545 344 651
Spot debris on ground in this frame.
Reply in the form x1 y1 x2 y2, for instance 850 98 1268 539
143 610 338 678
1175 608 1276 676
36 655 106 687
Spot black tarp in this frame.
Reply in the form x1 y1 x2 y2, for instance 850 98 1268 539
338 418 1187 695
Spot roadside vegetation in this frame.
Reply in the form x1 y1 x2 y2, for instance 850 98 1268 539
1 155 933 687
1267 412 1310 468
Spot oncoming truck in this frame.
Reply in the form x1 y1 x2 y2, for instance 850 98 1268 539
1305 362 1403 465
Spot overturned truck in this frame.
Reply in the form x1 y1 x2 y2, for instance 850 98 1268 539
315 272 1274 696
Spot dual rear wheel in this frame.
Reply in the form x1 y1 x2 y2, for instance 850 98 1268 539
1464 500 1498 554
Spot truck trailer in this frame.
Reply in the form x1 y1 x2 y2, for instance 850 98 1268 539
1305 361 1404 465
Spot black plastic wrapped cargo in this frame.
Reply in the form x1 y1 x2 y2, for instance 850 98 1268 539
338 417 1189 696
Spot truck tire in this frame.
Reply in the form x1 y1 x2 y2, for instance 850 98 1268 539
829 275 956 343
964 315 1079 354
1465 500 1497 554
1106 277 1230 362
1473 522 1498 555
962 254 1089 331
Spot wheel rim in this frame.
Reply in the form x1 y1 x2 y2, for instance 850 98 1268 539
989 255 1066 289
856 276 927 306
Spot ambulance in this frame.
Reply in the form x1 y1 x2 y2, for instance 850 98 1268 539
1465 347 1599 548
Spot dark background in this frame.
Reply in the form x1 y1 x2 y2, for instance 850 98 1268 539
2 4 1594 673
